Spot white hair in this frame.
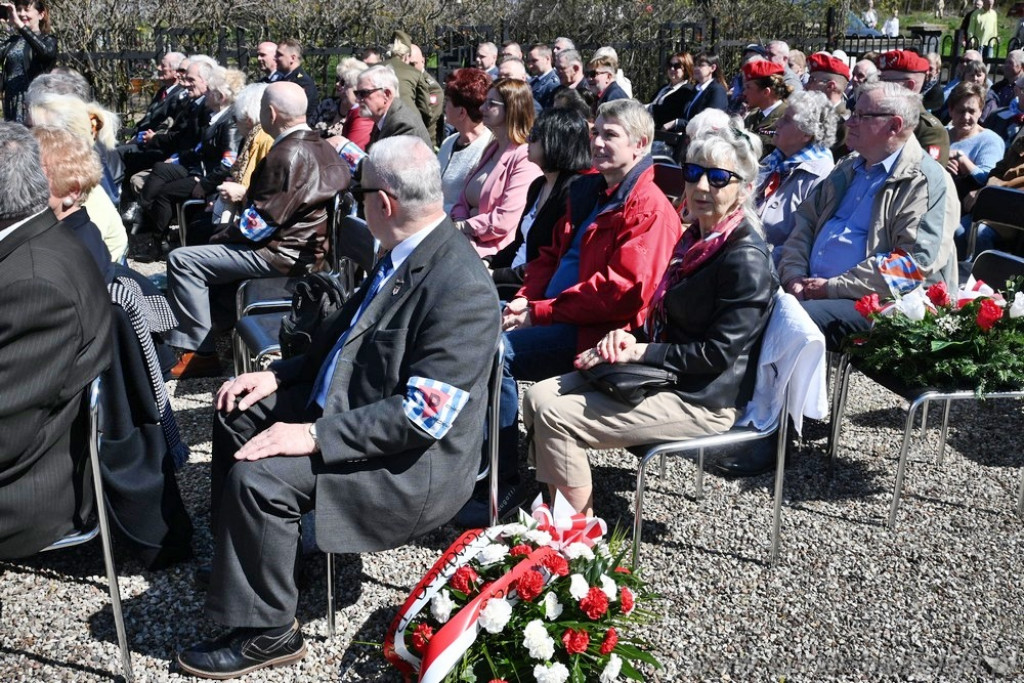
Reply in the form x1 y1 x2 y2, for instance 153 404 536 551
367 135 443 212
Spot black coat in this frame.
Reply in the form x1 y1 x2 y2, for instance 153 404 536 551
151 96 211 157
650 83 695 129
490 172 577 270
280 66 320 125
671 80 728 130
180 109 242 187
136 84 190 134
639 218 778 410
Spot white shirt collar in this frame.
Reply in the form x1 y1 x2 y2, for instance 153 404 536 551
0 209 45 244
273 123 311 147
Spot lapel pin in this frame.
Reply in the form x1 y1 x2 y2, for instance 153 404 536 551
392 278 404 296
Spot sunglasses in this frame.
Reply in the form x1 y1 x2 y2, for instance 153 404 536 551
682 163 742 188
585 70 611 78
668 62 684 69
354 87 382 100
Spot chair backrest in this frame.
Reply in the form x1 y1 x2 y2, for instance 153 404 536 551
737 290 828 435
476 338 505 484
968 186 1024 258
972 249 1024 291
652 162 684 205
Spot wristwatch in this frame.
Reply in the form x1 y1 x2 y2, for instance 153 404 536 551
307 422 320 452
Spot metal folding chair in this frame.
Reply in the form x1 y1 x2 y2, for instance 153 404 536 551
40 377 135 682
325 339 504 637
964 186 1024 263
828 251 1024 528
631 292 827 567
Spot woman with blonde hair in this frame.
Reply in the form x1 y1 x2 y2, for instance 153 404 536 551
451 78 542 256
32 125 112 280
28 92 127 261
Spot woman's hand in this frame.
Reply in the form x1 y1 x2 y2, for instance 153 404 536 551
946 154 961 176
502 297 532 331
574 330 646 369
2 3 22 28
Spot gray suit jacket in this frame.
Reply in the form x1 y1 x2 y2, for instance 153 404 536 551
271 218 500 552
0 210 112 558
369 98 432 150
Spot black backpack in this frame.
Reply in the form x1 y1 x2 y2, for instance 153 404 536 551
279 272 350 359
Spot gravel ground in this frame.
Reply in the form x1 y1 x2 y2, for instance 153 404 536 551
2 253 1023 682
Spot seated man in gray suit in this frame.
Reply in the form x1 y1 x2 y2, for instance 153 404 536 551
0 123 112 558
357 65 432 149
177 136 500 679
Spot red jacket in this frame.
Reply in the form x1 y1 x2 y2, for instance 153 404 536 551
517 158 682 352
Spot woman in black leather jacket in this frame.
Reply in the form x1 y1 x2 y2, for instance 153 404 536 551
523 119 778 515
139 65 242 247
0 0 56 122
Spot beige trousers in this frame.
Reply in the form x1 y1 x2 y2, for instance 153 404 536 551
524 371 738 488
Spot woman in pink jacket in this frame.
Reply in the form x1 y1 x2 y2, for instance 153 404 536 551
451 78 542 257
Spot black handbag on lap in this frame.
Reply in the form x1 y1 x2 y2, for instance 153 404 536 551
578 363 678 407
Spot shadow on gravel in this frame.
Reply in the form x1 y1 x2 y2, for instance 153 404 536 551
0 645 123 682
333 605 405 682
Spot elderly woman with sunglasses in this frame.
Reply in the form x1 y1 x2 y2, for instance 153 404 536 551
523 122 777 515
754 90 837 264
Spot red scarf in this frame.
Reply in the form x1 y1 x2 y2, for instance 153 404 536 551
645 208 746 341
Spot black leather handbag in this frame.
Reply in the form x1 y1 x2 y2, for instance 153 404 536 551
578 363 678 407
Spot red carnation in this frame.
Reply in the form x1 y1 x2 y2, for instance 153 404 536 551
854 293 882 318
579 586 610 619
489 680 508 683
541 553 570 577
450 565 479 594
620 586 635 615
599 627 619 654
976 298 1004 331
561 627 591 655
515 569 546 602
613 566 631 575
510 544 532 557
411 622 434 653
926 282 951 308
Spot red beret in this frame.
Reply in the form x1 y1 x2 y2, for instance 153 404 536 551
742 60 785 81
807 52 851 80
878 50 929 74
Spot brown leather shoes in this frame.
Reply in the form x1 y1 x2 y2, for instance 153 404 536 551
170 351 222 379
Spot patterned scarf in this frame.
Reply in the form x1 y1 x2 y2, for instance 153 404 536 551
230 124 263 183
755 143 831 209
645 207 746 341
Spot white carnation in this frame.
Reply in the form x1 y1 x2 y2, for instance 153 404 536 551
543 591 563 620
430 589 456 624
895 288 927 321
563 542 595 560
498 522 529 538
599 574 617 600
524 529 553 546
595 542 612 559
478 596 513 634
522 619 555 660
476 543 509 566
568 573 590 600
1010 291 1024 319
533 662 570 683
599 653 623 683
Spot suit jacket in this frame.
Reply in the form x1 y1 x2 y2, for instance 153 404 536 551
650 83 694 129
746 102 787 158
271 218 501 552
369 98 432 149
280 66 320 126
151 96 211 157
136 83 189 134
180 108 242 187
675 80 728 129
531 69 561 109
0 210 112 558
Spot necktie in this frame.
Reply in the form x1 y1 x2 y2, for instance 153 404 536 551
310 253 394 408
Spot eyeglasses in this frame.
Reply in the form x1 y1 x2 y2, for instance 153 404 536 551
484 98 505 108
682 163 742 188
847 110 894 123
585 70 611 79
350 184 396 200
354 87 382 100
668 62 684 69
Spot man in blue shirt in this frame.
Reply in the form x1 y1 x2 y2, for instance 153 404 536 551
778 81 959 349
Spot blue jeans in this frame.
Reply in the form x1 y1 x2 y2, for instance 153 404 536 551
955 214 1000 262
497 324 578 485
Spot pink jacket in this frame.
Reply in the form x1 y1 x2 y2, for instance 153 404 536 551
451 141 542 257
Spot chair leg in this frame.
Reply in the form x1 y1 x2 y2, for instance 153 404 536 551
770 415 791 567
888 396 926 529
936 399 952 465
695 448 705 501
828 356 853 466
659 453 666 478
1017 467 1024 517
632 456 653 569
326 552 336 638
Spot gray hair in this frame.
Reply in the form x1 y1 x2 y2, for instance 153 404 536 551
26 69 92 107
359 65 400 96
556 49 582 67
854 59 879 80
336 57 368 89
478 42 498 56
860 80 921 130
686 123 763 225
1008 49 1024 68
554 37 576 50
787 90 839 148
189 54 218 70
0 123 51 220
233 83 268 125
367 135 443 212
163 51 186 69
27 91 120 150
597 99 654 155
686 108 732 140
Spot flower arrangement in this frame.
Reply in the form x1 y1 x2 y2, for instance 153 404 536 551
845 277 1024 393
384 495 660 683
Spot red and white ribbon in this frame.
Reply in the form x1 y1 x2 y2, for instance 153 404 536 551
523 493 607 552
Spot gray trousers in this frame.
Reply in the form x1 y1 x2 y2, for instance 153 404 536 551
165 244 278 353
206 384 320 628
